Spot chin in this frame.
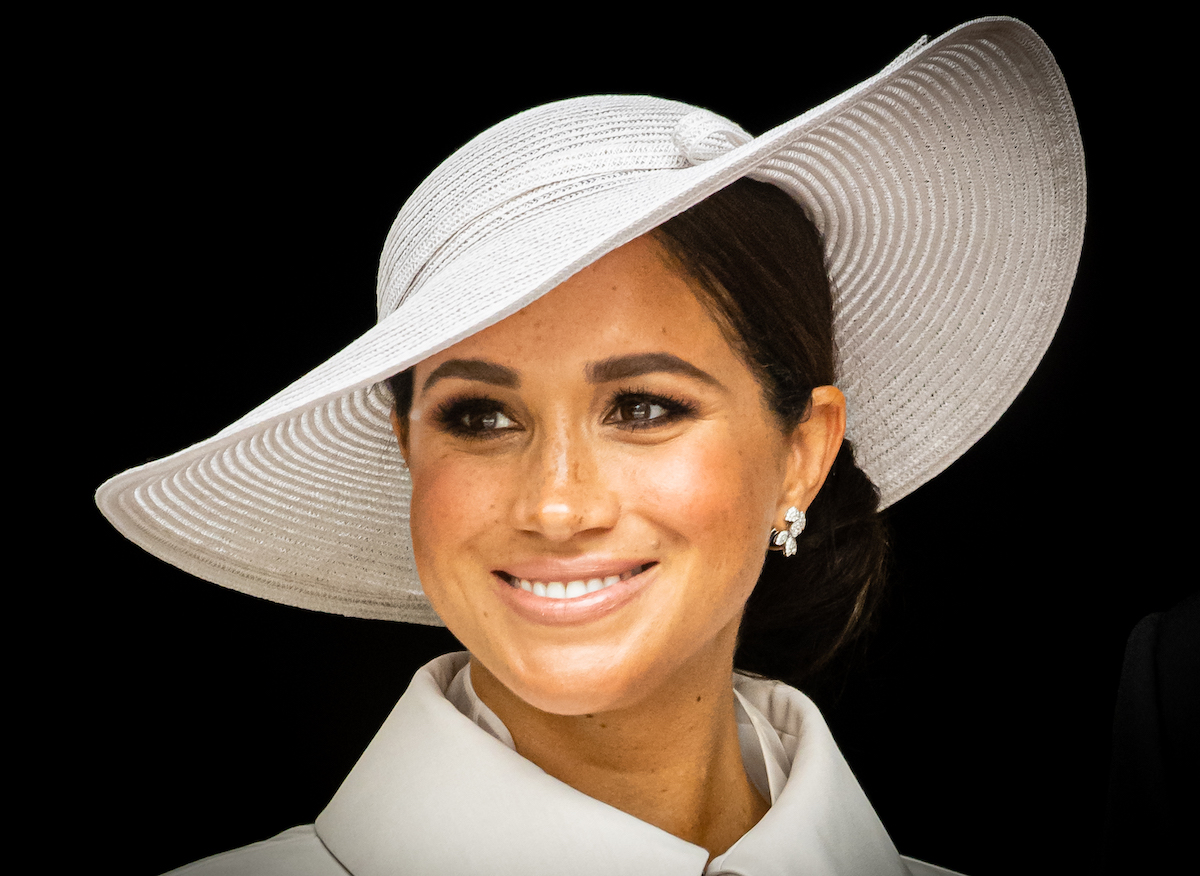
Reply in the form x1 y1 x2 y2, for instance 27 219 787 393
491 619 739 718
485 640 672 717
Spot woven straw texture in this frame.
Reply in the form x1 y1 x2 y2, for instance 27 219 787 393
96 18 1085 624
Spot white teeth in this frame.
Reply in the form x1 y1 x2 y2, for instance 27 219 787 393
505 564 648 599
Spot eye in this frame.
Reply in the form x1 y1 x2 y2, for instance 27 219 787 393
433 397 520 438
464 409 515 431
605 390 695 430
612 399 668 422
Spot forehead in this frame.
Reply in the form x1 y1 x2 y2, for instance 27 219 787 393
414 235 739 378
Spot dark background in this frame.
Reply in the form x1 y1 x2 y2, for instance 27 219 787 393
67 8 1190 875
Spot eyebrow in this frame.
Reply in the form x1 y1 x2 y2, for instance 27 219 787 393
586 352 722 388
421 359 520 393
420 352 722 395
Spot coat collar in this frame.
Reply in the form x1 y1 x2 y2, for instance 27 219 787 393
315 653 909 876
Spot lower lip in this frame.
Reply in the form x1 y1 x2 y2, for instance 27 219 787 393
492 564 657 627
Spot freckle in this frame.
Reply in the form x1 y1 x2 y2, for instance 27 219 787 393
696 695 702 702
599 723 608 729
585 714 594 719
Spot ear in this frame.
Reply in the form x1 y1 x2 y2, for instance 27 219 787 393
389 407 411 465
779 385 846 517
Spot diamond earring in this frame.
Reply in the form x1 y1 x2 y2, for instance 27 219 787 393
768 506 806 557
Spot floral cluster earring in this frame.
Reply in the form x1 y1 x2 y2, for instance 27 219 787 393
769 506 806 557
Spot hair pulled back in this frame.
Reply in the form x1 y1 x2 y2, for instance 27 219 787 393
651 178 888 690
388 177 888 690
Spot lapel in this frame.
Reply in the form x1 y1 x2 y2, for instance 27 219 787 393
315 653 707 875
316 653 909 876
715 676 910 875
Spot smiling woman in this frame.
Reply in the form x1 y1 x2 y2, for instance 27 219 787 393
390 180 883 709
96 17 1086 876
393 214 856 857
403 232 830 697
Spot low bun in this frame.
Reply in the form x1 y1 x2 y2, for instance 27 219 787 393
737 440 888 688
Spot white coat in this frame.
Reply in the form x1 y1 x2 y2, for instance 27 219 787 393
169 653 962 875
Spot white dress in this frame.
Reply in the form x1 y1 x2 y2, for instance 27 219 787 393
169 652 962 875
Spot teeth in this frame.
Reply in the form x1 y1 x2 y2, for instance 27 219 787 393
505 565 647 599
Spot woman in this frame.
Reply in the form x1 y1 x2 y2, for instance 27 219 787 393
96 18 1085 875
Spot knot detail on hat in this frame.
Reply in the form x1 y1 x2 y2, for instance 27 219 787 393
672 110 752 165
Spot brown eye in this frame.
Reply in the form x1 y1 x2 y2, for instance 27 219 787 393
462 410 514 431
615 400 665 422
605 392 694 430
434 397 520 438
458 408 516 432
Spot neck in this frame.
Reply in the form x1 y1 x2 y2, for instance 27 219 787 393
470 647 769 861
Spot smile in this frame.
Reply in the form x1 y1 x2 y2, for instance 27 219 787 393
497 564 653 599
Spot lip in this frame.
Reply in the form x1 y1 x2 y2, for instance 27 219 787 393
498 556 652 583
491 560 658 627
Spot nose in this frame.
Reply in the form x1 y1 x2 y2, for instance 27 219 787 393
513 420 619 541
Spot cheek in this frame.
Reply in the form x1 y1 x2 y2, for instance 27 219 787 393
632 432 777 582
407 453 504 593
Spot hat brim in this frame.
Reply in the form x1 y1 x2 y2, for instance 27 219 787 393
97 17 1085 624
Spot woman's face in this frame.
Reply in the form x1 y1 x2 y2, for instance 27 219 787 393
398 234 841 716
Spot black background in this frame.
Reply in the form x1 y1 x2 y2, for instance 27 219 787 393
67 8 1191 875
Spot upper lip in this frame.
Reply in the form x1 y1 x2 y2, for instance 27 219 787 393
495 557 655 583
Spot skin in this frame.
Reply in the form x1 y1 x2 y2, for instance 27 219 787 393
392 233 845 860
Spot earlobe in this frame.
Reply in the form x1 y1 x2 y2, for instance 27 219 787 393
389 408 411 465
781 385 846 514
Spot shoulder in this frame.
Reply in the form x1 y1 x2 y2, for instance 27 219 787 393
164 825 350 876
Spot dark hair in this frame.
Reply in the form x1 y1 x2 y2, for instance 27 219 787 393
387 177 888 690
651 179 888 689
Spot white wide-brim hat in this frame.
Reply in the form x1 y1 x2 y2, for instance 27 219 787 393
97 17 1085 625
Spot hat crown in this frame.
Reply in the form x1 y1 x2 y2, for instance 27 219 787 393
375 96 745 320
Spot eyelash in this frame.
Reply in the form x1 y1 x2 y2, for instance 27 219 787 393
432 396 520 439
604 386 697 430
430 387 697 439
